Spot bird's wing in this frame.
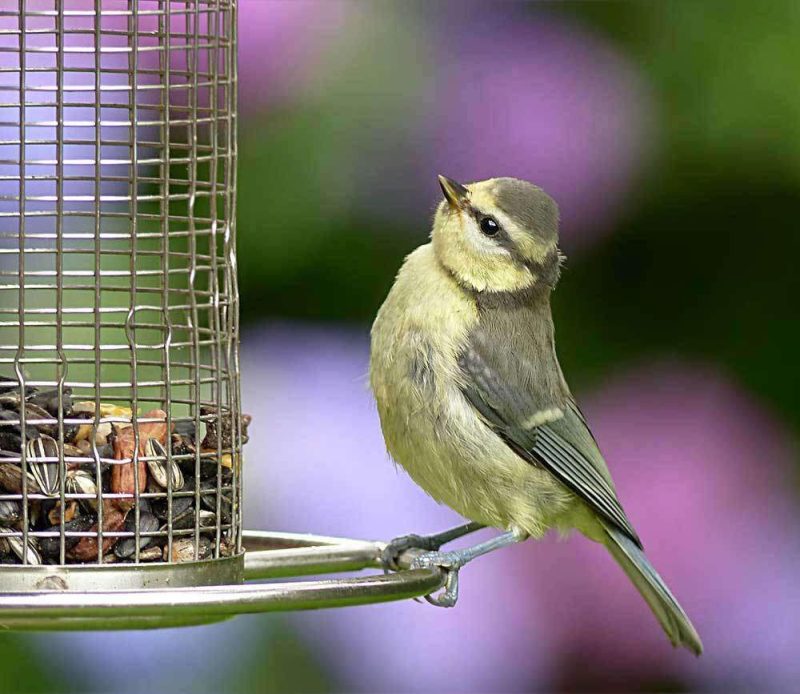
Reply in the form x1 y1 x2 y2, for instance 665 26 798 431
458 345 642 547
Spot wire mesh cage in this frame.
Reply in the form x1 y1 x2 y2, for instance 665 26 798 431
0 0 242 589
0 0 449 629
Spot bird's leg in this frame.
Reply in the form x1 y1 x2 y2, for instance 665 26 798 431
410 528 527 608
381 521 485 571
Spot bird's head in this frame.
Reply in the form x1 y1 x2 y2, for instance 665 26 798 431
431 175 563 293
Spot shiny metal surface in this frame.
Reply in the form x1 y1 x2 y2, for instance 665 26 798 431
0 531 445 630
0 553 244 592
242 530 385 579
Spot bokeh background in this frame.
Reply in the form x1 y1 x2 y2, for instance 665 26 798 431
3 1 800 692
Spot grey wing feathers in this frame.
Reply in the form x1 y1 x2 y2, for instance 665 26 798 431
458 351 642 548
534 410 641 546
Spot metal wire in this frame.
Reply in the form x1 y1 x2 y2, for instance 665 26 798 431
0 0 240 575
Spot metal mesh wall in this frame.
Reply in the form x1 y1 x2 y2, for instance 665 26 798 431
0 1 241 576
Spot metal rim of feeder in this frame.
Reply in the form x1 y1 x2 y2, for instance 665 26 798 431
0 532 447 630
0 1 432 629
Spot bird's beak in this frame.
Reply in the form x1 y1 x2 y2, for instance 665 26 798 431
438 175 469 209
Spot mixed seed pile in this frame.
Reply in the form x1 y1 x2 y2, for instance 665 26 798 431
0 377 248 566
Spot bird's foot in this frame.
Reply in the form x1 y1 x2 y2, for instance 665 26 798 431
381 522 486 571
381 533 444 572
410 550 467 608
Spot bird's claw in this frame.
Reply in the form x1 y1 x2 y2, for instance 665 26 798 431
381 533 442 571
410 550 464 608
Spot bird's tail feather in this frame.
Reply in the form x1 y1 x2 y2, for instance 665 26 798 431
602 523 703 656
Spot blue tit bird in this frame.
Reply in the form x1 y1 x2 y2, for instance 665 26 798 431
369 175 702 655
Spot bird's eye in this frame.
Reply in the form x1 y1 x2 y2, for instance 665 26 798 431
479 216 500 236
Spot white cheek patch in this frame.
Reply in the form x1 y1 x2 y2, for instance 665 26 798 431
463 216 511 256
466 189 529 256
482 209 555 262
489 207 553 264
491 209 521 237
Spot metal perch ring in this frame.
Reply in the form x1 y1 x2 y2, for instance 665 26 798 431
0 531 446 631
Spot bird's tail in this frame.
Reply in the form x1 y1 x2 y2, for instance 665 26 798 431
602 523 703 655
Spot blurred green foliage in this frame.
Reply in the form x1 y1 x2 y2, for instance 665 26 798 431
0 633 78 693
554 168 800 428
223 618 331 694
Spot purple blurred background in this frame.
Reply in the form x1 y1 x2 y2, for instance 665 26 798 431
4 1 798 692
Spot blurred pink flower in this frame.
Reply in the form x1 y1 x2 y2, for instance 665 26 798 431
237 0 355 114
429 6 653 251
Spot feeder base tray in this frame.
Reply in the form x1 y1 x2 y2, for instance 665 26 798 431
0 531 446 631
0 553 244 593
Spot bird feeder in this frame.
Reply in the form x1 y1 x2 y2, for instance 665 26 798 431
0 0 443 630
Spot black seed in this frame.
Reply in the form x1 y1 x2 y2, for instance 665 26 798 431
114 511 159 559
28 387 72 418
150 493 193 522
39 514 96 560
172 507 196 531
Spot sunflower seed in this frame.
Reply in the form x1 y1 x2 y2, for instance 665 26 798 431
0 463 41 494
145 438 183 490
138 545 163 562
166 536 213 563
198 509 216 528
0 529 42 565
65 468 99 512
25 435 61 496
0 499 21 525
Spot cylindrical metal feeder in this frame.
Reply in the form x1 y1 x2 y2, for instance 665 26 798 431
0 1 445 629
1 0 243 590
